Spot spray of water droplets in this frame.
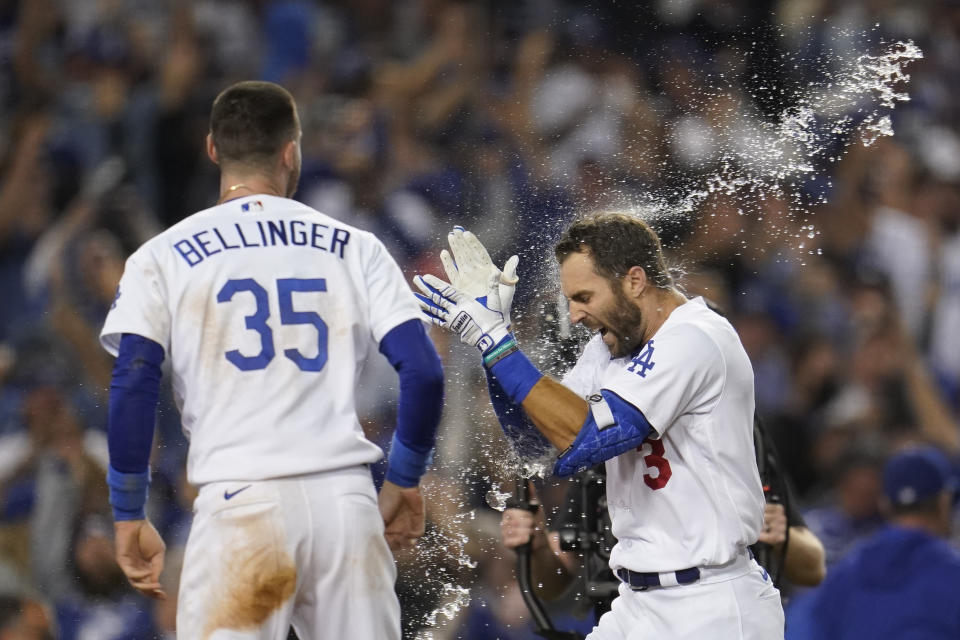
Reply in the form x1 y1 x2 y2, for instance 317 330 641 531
640 38 922 238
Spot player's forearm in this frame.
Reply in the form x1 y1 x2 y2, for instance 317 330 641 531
379 320 444 486
107 334 164 520
780 526 827 587
521 377 590 451
484 368 553 459
489 347 651 475
483 341 587 450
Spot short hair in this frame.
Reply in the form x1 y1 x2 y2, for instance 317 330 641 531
209 81 299 170
554 212 672 288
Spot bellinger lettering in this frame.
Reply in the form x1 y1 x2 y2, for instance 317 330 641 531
172 219 351 268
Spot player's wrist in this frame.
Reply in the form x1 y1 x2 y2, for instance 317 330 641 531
487 341 543 405
482 333 518 366
107 465 150 521
385 433 434 488
468 313 510 354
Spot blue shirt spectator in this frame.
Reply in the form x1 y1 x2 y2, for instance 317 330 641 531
787 446 960 639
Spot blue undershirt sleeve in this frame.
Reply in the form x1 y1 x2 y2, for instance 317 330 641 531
553 389 652 477
378 319 444 487
484 335 543 404
484 367 552 460
107 333 165 520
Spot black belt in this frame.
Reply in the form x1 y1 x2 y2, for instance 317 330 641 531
615 566 701 590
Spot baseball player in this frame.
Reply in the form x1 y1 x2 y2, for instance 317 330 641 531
415 215 784 639
101 81 443 639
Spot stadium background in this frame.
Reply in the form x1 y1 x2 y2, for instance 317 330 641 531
0 0 958 638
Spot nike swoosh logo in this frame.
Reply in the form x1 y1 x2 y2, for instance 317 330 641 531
224 485 252 500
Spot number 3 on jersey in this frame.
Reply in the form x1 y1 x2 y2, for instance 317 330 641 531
637 438 672 490
217 277 328 372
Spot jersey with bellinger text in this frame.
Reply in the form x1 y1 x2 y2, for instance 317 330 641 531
561 296 764 573
101 194 422 486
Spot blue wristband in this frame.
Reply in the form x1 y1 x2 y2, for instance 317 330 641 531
107 465 150 521
488 345 543 405
386 433 434 488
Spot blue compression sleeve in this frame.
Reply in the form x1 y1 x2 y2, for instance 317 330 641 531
107 333 165 520
485 335 543 404
553 389 652 477
379 319 444 487
484 368 552 460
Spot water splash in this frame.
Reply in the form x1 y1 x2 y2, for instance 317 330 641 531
634 39 923 225
396 492 477 637
418 584 472 635
485 487 513 511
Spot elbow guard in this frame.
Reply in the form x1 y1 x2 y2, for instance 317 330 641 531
553 390 652 477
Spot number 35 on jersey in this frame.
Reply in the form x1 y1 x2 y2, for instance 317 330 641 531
217 276 328 372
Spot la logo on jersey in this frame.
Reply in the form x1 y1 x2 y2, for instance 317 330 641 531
627 340 655 377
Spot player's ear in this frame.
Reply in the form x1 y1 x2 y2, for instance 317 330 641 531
281 138 298 171
624 266 647 298
206 133 219 165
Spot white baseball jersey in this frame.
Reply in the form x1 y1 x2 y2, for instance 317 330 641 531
561 296 764 573
100 194 421 486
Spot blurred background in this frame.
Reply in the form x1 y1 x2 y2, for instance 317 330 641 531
0 0 958 638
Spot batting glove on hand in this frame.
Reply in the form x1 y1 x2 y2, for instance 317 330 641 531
414 273 511 355
440 226 520 316
439 226 520 326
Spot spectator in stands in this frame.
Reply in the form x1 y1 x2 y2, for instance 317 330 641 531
30 440 156 639
786 445 960 639
802 445 886 568
0 593 55 640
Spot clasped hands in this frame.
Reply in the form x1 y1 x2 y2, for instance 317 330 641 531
414 227 519 355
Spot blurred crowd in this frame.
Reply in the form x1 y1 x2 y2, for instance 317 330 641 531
0 0 959 638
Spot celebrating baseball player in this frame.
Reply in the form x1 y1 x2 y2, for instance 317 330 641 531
100 81 443 639
415 214 785 639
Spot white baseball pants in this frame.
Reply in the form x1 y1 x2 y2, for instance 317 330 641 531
176 466 401 640
588 550 785 639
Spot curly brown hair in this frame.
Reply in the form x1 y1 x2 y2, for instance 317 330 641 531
554 212 672 288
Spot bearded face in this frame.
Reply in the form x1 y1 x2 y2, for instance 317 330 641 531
560 251 648 358
598 285 647 357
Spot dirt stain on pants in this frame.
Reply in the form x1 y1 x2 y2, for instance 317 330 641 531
203 514 297 638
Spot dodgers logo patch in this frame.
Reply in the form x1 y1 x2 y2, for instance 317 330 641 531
627 340 656 377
